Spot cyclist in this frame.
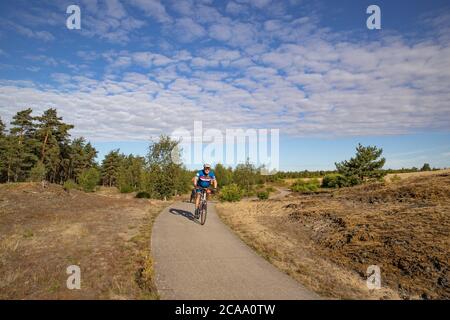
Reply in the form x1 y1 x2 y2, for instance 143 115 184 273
193 164 217 216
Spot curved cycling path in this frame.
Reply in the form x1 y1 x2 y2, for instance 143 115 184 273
151 200 319 300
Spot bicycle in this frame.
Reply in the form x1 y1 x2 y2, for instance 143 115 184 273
195 187 215 225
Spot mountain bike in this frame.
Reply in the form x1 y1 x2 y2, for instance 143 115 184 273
195 187 214 225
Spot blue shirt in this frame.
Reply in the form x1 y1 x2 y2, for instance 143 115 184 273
196 169 216 188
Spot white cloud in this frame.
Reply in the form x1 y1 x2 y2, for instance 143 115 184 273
129 0 172 23
173 18 207 42
7 21 55 42
1 2 450 143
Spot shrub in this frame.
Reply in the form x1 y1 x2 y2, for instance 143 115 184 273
266 186 275 193
257 191 269 200
136 191 151 199
219 184 243 202
346 175 361 186
78 168 100 192
63 179 78 191
29 162 46 182
291 178 320 193
321 174 347 188
119 184 134 193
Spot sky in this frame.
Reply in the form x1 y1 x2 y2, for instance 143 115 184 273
0 0 449 171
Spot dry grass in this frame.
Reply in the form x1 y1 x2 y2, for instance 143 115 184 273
217 171 450 300
0 183 169 299
283 177 323 186
385 169 450 182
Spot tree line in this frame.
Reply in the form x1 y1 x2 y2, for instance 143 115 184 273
0 109 440 200
0 109 193 199
0 108 97 184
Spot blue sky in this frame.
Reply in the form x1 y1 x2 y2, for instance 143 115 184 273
0 0 449 171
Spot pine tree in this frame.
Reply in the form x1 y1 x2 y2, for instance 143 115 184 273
35 108 74 182
67 137 98 181
101 149 123 187
0 117 6 182
335 144 386 185
8 109 39 182
0 117 5 137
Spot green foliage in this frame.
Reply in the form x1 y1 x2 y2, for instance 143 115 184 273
29 162 46 182
135 191 151 199
257 191 269 200
0 109 98 184
142 135 190 200
77 168 100 192
219 184 243 202
233 159 259 194
214 163 233 187
335 144 386 185
119 184 134 193
101 149 122 187
291 178 320 193
321 174 347 188
63 179 79 191
266 186 275 193
420 163 431 171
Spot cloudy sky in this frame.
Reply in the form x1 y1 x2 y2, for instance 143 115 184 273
0 0 449 170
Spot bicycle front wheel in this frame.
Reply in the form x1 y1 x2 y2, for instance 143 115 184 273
200 201 207 225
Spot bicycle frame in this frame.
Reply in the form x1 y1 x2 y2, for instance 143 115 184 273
197 187 211 225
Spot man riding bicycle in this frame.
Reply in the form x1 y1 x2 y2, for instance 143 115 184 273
193 164 217 216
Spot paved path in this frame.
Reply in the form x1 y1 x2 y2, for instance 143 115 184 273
151 201 319 300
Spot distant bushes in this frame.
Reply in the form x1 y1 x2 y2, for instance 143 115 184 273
291 179 320 193
78 168 100 192
136 191 151 199
63 179 79 191
220 184 243 202
29 162 46 182
119 184 134 193
321 174 347 188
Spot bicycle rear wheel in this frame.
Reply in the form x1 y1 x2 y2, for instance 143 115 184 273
200 201 207 225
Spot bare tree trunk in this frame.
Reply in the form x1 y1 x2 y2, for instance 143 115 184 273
41 131 49 161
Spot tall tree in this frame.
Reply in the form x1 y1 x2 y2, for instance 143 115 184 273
8 109 39 181
146 135 188 199
0 117 5 137
0 117 6 182
101 149 123 187
35 108 74 182
67 137 98 181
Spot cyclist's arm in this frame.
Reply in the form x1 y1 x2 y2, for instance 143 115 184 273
193 176 198 187
210 173 218 188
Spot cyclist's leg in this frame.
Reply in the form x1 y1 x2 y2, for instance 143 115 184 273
195 189 201 209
